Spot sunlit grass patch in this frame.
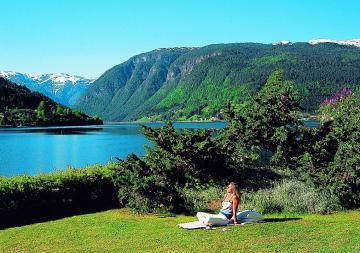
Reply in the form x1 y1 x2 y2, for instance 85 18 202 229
0 209 359 252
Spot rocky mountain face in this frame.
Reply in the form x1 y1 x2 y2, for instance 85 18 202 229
75 47 193 120
0 71 94 107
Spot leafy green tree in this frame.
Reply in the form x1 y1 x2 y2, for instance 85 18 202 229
55 105 64 115
220 70 304 170
36 101 46 119
0 113 4 125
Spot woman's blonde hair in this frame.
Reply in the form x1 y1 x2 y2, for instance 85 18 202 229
228 182 239 199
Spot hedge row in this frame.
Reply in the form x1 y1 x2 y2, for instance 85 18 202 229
0 163 119 227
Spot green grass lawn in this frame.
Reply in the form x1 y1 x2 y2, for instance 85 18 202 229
0 209 359 252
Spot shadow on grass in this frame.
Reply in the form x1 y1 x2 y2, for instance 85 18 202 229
264 217 301 222
0 203 118 230
156 213 177 218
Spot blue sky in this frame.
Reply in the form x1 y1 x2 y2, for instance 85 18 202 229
0 0 359 78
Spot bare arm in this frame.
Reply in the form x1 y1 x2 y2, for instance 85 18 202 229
232 196 239 224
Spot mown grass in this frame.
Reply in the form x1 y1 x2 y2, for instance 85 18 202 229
0 209 359 252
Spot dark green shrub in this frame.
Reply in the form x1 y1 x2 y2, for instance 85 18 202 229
110 154 178 213
109 120 241 213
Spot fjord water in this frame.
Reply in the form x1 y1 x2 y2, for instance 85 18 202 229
0 122 226 177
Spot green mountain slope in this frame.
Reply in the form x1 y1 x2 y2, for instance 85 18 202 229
75 43 360 121
0 77 102 127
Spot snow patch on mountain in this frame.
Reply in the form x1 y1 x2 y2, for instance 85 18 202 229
0 71 18 78
272 40 291 45
308 39 360 48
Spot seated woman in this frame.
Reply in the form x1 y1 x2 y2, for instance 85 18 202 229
197 182 240 226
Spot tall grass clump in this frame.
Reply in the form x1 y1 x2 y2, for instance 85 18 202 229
180 184 224 213
240 179 342 214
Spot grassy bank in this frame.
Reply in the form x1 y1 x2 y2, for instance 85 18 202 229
0 209 359 252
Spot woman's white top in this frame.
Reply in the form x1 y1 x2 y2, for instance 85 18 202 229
219 195 233 219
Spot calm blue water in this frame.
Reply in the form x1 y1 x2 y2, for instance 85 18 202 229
0 122 226 177
0 120 318 177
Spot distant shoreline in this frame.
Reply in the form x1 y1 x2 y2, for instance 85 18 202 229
104 120 226 124
0 121 226 130
0 122 103 129
1 118 319 129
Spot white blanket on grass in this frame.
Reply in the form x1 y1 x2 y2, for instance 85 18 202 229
178 210 264 229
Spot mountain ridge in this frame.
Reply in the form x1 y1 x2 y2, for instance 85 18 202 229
75 42 360 122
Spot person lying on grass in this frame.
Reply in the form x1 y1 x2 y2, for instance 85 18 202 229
197 182 240 226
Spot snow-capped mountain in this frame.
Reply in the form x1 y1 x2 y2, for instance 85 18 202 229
0 71 94 107
308 39 360 48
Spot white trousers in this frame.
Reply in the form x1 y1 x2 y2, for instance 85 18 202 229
196 212 229 226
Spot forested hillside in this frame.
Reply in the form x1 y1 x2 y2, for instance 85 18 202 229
0 77 102 127
75 42 360 121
